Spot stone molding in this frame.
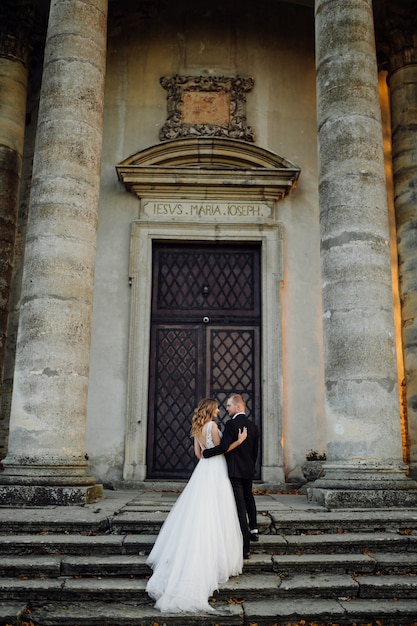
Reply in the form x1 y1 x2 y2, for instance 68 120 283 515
116 137 300 201
159 75 255 142
117 138 298 484
125 220 285 484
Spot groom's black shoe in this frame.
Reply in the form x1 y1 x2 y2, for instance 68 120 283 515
250 531 259 542
243 552 250 559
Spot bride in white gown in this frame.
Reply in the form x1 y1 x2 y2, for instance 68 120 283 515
146 397 247 613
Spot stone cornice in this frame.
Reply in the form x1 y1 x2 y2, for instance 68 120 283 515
116 138 301 201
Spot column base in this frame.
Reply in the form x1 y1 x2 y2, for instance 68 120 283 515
308 485 417 509
0 483 103 506
308 462 417 509
0 456 103 505
261 464 285 484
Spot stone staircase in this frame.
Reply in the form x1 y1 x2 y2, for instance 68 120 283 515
1 491 417 625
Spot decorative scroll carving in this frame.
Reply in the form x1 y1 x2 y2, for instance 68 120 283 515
159 75 255 142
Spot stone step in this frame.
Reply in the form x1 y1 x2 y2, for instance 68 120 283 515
60 554 150 577
273 573 417 600
2 545 417 582
0 573 360 605
269 509 417 535
272 551 417 576
1 570 416 605
356 574 417 599
272 552 376 576
278 530 414 554
16 597 417 626
2 530 414 559
0 602 28 626
0 555 62 578
2 506 417 538
0 553 150 579
0 533 129 556
109 507 417 536
124 529 415 555
216 572 358 600
244 597 417 626
0 577 148 604
370 551 417 574
22 601 244 626
0 515 111 536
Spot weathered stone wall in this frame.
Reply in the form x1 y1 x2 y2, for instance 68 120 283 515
2 0 409 491
86 0 324 483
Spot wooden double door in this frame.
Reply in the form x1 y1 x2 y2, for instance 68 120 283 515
147 242 262 479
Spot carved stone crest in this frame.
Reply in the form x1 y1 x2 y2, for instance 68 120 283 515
159 75 255 142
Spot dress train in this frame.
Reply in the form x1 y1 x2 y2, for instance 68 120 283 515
146 423 243 612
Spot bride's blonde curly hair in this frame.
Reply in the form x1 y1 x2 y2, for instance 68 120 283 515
191 398 218 436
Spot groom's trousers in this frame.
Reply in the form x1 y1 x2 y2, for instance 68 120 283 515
230 477 257 556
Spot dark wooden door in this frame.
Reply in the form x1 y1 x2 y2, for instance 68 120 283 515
147 243 261 479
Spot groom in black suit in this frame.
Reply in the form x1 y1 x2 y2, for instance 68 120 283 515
203 393 259 559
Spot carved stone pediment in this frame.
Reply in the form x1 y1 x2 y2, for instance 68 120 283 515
159 75 255 142
116 137 300 201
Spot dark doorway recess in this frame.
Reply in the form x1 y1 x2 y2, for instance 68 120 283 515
147 242 262 479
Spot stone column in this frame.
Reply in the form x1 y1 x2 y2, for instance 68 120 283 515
311 0 417 508
384 18 417 476
0 2 33 456
0 0 108 505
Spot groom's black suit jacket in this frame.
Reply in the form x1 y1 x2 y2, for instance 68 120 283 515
204 413 259 479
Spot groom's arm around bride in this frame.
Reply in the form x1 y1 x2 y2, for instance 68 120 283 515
203 394 259 558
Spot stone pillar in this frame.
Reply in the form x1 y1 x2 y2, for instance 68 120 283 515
311 0 417 508
0 0 108 505
384 18 417 476
0 2 33 457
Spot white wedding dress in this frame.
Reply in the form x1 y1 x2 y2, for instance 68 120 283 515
146 420 243 613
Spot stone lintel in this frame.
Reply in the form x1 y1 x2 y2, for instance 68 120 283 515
0 484 103 506
117 166 299 202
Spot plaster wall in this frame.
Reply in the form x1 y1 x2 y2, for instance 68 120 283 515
85 0 325 483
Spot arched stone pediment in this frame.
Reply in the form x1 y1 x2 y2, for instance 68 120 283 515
116 137 300 201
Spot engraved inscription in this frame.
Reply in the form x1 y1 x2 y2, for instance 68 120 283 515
143 200 271 220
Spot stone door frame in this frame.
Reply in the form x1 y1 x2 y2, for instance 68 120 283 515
124 218 285 483
116 137 300 484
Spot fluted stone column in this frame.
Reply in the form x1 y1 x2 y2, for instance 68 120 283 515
0 2 33 457
0 0 108 505
311 0 417 508
385 24 417 476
